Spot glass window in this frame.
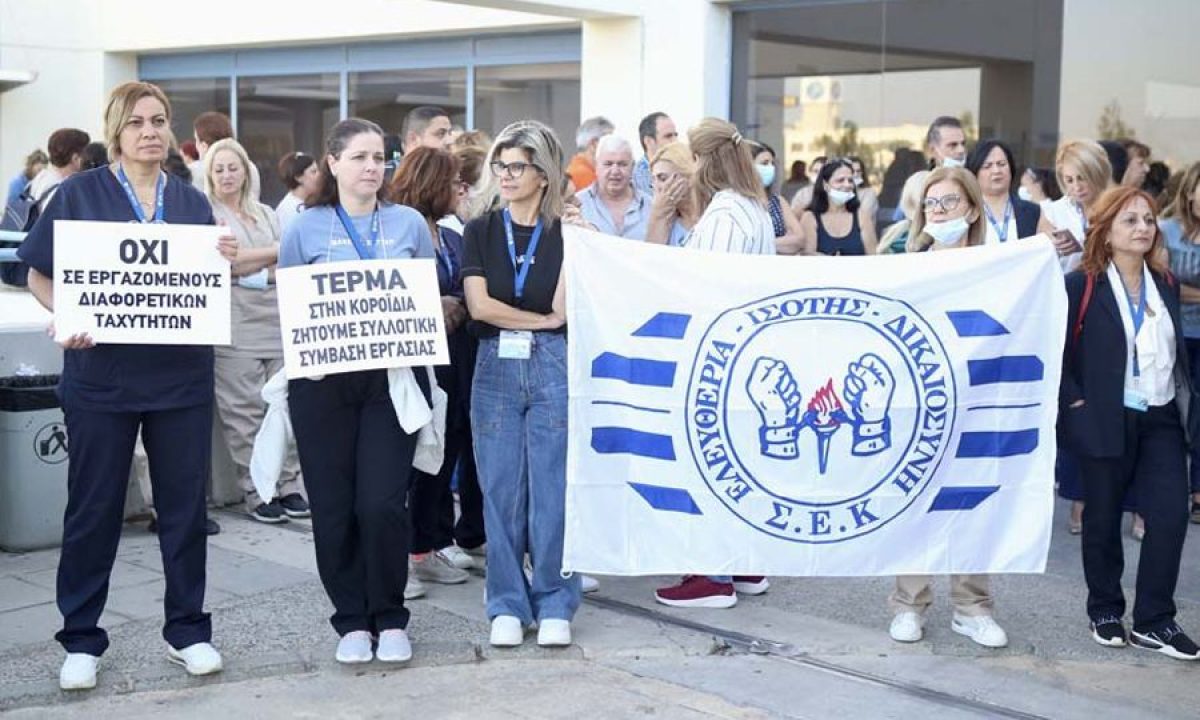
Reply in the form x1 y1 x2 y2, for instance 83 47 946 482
155 76 231 158
348 68 467 141
733 0 1064 219
474 63 580 157
237 73 341 206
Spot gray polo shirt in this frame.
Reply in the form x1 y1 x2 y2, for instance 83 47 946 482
576 184 651 240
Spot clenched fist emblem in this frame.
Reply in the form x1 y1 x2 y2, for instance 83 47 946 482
747 357 804 458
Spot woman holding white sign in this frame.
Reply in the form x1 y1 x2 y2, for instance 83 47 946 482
17 81 236 690
461 120 581 648
890 167 1007 650
277 118 434 665
204 138 309 524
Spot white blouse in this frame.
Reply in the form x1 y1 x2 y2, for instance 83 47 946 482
1106 262 1176 407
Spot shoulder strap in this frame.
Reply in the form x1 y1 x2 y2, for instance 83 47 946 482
1072 273 1096 349
35 183 60 204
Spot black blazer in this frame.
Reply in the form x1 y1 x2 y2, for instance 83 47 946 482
1013 195 1041 239
1059 268 1199 458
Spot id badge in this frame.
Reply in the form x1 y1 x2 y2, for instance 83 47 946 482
498 330 533 360
1123 388 1149 412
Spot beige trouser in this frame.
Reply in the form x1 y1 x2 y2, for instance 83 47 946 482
214 354 302 509
889 574 993 617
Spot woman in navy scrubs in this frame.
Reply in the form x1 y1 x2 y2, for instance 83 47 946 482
278 118 434 666
18 82 236 690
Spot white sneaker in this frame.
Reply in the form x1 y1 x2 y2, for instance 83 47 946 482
537 619 572 647
438 545 475 571
889 611 924 643
490 615 525 647
167 642 223 675
412 553 470 585
405 572 426 600
952 613 1009 648
581 574 599 593
335 631 373 664
375 629 413 663
59 653 99 690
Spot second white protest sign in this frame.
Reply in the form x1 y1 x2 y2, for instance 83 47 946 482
276 258 449 379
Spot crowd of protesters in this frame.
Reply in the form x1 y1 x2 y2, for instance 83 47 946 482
6 79 1200 692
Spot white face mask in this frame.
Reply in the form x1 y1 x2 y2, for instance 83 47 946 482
827 188 856 206
853 175 864 187
942 156 965 169
924 216 970 246
1017 186 1033 202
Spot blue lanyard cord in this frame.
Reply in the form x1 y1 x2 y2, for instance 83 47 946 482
984 198 1013 242
503 208 543 300
1118 270 1148 378
334 205 380 260
435 228 458 281
117 165 165 223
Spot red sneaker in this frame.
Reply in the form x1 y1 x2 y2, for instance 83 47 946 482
732 576 770 595
654 576 737 608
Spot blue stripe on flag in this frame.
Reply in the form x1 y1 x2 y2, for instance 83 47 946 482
591 427 677 460
928 486 1000 511
967 356 1044 385
956 429 1039 458
946 310 1009 337
591 352 676 387
633 312 691 339
629 482 702 515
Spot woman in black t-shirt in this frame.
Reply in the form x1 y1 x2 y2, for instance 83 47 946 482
461 120 581 649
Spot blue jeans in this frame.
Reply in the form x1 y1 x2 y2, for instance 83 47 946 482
471 333 581 624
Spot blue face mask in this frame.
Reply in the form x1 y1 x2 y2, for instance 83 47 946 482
756 163 776 188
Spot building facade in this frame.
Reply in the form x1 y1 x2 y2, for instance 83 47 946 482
1 0 1197 205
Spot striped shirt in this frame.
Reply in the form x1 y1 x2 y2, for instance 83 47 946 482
685 190 776 255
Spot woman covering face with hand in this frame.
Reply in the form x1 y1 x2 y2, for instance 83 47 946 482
17 81 238 691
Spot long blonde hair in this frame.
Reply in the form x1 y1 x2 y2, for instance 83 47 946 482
204 138 270 227
878 170 929 254
908 167 987 252
688 118 764 211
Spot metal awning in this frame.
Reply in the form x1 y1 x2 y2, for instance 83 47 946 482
0 69 37 94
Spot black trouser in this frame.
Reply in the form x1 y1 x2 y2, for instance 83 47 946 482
288 370 422 635
411 335 485 554
1078 402 1190 632
56 402 212 655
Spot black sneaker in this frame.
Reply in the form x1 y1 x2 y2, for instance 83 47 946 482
205 516 221 536
250 501 288 524
1090 616 1127 647
1130 622 1200 660
277 493 311 519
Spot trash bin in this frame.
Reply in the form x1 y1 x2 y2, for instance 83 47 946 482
0 374 68 551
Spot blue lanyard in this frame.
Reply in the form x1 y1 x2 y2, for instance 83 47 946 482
984 198 1013 242
503 208 543 300
334 205 380 260
116 165 165 223
1118 270 1148 377
435 228 457 282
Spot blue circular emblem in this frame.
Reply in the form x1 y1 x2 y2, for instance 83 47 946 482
683 287 958 544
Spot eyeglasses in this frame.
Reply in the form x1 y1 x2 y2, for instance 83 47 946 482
490 160 540 179
922 193 963 214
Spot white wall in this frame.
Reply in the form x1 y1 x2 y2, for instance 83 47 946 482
1060 0 1200 166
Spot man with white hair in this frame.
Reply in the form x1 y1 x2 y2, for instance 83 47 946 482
574 135 651 240
566 116 614 192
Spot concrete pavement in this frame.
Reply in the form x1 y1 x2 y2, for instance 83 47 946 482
1 499 1198 718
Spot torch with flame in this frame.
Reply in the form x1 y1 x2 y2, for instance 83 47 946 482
802 379 850 474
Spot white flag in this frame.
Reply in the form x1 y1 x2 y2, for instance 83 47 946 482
563 228 1066 577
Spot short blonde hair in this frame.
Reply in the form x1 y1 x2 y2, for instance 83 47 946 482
104 81 172 162
908 167 987 252
650 141 696 178
484 120 566 223
688 118 764 210
204 138 270 228
1055 140 1112 202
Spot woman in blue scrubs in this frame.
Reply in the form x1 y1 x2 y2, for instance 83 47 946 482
278 118 435 666
19 82 236 690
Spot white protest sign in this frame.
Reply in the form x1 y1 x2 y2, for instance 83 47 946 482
275 258 449 379
52 220 231 345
